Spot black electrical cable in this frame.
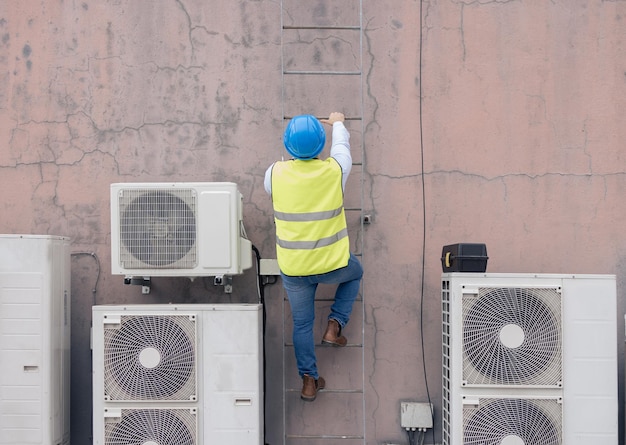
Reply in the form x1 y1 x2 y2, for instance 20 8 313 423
418 0 436 443
407 428 427 445
71 251 100 444
407 429 417 445
251 244 270 445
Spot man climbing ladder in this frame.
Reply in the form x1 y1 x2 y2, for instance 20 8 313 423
264 112 364 402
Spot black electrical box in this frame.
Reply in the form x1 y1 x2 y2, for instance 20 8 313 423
441 243 488 272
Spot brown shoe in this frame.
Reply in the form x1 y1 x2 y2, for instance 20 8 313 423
301 374 325 401
322 319 347 347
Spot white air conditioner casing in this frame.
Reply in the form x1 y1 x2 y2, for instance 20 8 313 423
0 235 71 445
441 273 617 445
110 182 252 277
92 304 263 445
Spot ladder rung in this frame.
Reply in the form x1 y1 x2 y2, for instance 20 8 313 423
283 297 364 302
284 70 361 76
283 25 361 31
286 388 363 394
283 116 362 121
286 434 365 440
284 343 363 348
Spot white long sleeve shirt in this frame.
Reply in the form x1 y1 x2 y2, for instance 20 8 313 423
264 121 352 194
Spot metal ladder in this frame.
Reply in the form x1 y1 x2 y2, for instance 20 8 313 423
280 1 365 444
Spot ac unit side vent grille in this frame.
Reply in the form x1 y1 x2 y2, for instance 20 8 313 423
118 188 198 269
463 398 562 445
105 408 197 445
462 287 562 386
441 279 451 445
104 315 197 401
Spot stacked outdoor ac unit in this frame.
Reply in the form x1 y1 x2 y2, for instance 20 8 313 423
442 273 618 445
92 304 263 445
93 183 262 445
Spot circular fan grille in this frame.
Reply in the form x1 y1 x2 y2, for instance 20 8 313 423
464 398 561 445
104 315 196 401
105 409 196 445
120 190 196 267
463 287 561 385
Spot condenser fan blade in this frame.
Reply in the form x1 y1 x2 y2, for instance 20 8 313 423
120 190 196 266
104 315 196 401
464 399 561 445
463 287 561 385
106 409 196 445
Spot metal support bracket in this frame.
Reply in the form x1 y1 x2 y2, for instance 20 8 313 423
214 275 233 293
123 276 151 294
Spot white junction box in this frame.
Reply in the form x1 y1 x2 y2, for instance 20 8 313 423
0 235 71 445
401 402 433 429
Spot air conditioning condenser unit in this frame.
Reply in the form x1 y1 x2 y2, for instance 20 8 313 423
441 273 617 445
92 303 263 445
110 182 252 278
0 235 71 445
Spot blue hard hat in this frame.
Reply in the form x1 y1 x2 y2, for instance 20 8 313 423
283 115 326 159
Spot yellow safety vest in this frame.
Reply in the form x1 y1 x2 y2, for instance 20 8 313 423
271 158 350 276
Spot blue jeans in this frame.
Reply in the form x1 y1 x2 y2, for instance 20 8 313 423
281 253 363 380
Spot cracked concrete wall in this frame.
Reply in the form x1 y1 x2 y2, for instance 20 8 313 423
1 1 625 445
364 1 626 444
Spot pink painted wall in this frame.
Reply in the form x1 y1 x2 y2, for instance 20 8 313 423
1 1 625 444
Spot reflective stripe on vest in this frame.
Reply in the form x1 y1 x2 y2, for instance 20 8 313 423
271 158 350 276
